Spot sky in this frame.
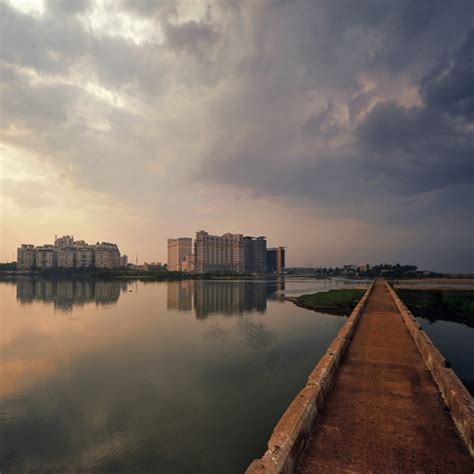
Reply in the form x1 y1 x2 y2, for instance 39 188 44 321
0 0 473 272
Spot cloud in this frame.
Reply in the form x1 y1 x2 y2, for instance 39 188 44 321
0 0 473 271
45 0 92 16
161 5 222 59
420 29 474 120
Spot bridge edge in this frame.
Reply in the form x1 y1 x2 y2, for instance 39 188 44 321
245 279 377 474
385 280 474 458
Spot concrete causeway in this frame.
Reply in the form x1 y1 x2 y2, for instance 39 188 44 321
247 279 473 473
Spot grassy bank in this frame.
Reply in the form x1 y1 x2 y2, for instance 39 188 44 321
289 289 365 316
396 289 474 327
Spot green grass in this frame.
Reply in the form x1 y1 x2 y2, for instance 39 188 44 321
295 289 365 316
396 289 474 327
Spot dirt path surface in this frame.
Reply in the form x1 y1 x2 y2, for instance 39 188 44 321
297 280 473 473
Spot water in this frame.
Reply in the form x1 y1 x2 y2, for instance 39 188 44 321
392 280 474 391
0 277 361 473
416 318 474 391
2 277 471 472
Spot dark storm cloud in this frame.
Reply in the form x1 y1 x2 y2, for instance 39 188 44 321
161 6 222 59
356 102 473 195
119 0 166 18
420 30 474 120
200 2 474 225
45 0 92 17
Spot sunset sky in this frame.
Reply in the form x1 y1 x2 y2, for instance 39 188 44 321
1 0 473 272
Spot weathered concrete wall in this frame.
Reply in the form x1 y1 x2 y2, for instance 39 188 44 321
385 281 474 457
246 280 376 474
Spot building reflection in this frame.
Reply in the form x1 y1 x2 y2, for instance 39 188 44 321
194 281 267 318
265 278 286 301
167 280 193 312
167 279 286 318
16 278 124 312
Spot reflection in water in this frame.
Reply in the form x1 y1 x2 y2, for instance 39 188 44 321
167 280 193 311
3 277 470 473
15 278 286 316
238 318 276 348
194 281 266 318
16 278 126 312
167 279 286 318
265 278 286 300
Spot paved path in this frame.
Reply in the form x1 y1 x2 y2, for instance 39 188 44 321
297 279 473 473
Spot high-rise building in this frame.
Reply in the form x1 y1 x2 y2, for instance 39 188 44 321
181 254 195 272
266 247 286 273
94 243 121 268
74 246 94 268
35 245 56 269
167 237 193 271
120 255 129 267
57 248 75 268
194 231 245 273
54 235 74 248
244 236 267 273
17 244 36 270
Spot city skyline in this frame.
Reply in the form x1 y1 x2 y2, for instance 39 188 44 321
1 1 473 273
17 235 123 270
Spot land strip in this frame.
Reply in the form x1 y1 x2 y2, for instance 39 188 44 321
287 289 365 316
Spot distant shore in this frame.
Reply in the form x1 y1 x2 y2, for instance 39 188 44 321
392 278 474 290
0 269 285 281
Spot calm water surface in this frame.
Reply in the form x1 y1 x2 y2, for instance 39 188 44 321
416 318 474 389
1 277 363 473
1 277 472 472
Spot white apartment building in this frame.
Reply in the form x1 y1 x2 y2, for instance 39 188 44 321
35 246 56 269
17 244 36 270
17 236 122 270
194 231 245 273
54 235 74 248
74 247 94 268
95 243 121 269
57 248 75 268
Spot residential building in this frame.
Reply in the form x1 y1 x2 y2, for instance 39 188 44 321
94 243 121 269
266 247 286 273
167 237 193 271
17 244 36 270
17 236 122 270
120 255 129 267
57 247 75 268
194 231 245 273
35 245 56 269
181 254 195 272
54 235 74 248
244 236 267 272
74 246 94 268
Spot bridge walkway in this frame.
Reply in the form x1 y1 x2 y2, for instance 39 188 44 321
297 279 473 473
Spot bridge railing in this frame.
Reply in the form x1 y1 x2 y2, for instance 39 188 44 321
385 280 474 456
